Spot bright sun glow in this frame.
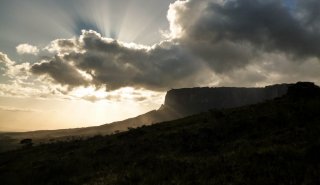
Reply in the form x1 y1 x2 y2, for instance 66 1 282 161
71 86 107 99
69 86 164 103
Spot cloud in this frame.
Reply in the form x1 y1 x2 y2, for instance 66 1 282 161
0 52 30 80
81 95 104 102
168 0 320 71
20 0 320 92
1 0 320 105
0 52 15 66
31 56 90 88
0 106 39 113
1 51 79 99
44 38 79 55
16 44 39 55
67 85 165 103
31 30 207 91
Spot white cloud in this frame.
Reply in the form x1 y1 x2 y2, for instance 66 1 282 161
0 105 40 113
0 51 31 80
0 51 15 66
16 43 39 55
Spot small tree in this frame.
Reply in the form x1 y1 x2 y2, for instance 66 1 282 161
20 138 33 148
114 130 120 134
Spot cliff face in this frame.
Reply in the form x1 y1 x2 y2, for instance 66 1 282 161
163 84 289 115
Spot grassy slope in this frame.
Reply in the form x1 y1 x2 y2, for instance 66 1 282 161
0 108 179 153
0 94 320 185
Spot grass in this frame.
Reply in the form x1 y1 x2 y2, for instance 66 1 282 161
0 87 320 185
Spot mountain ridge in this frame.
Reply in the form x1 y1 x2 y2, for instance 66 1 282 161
0 82 308 152
1 82 319 184
163 83 289 115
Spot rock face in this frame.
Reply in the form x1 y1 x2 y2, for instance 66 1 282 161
163 84 290 115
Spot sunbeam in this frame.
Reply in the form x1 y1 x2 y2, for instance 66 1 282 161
60 0 173 43
2 0 320 133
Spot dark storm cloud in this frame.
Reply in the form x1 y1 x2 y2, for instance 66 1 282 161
30 0 320 91
297 0 320 27
32 30 204 91
64 31 202 91
172 0 320 73
31 56 89 87
56 39 76 48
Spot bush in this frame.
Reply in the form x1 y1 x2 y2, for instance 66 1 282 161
20 138 33 148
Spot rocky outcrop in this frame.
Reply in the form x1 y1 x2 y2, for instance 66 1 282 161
287 82 320 98
163 84 290 116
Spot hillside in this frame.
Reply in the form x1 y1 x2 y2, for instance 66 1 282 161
0 82 320 185
0 106 180 153
0 83 289 152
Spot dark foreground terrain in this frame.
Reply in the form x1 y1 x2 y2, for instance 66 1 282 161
0 83 289 153
1 82 320 185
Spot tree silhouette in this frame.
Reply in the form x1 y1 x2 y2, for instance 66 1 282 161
20 138 33 148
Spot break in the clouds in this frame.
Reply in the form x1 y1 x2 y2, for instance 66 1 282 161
16 44 39 55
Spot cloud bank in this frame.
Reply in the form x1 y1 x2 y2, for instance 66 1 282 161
32 30 208 91
3 0 320 96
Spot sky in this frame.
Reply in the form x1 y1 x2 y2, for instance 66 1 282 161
1 0 320 131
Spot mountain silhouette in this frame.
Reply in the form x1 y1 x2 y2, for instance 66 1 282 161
163 83 289 116
0 82 310 152
0 82 320 184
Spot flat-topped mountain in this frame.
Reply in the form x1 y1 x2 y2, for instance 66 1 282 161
163 84 289 116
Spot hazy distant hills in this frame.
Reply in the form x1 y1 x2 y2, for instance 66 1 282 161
0 83 299 152
0 82 320 184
